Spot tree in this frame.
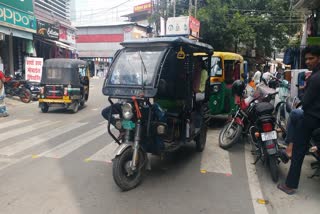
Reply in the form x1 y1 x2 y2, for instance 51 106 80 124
198 0 302 57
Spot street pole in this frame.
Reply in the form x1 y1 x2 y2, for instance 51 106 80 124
194 0 197 18
173 0 176 17
189 0 192 16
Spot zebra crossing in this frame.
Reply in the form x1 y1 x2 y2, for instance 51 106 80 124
0 119 234 174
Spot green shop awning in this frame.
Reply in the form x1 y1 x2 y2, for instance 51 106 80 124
0 26 33 40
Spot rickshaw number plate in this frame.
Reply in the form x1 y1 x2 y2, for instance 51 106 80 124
261 131 277 141
122 120 135 130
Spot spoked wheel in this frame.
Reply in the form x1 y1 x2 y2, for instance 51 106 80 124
219 121 243 150
112 147 145 191
195 121 207 152
268 155 279 182
40 103 49 113
20 89 32 103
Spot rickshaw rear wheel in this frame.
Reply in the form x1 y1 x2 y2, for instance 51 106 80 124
113 147 145 191
40 103 49 113
71 101 79 113
195 122 207 152
80 100 85 107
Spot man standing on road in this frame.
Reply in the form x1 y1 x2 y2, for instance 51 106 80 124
253 67 262 85
278 46 320 194
0 70 8 117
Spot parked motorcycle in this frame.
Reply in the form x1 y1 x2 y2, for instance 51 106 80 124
219 80 287 182
4 76 32 103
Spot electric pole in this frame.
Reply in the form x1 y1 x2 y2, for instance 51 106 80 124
194 0 197 18
189 0 192 16
173 0 176 17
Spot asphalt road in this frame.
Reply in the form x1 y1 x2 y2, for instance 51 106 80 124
0 78 319 214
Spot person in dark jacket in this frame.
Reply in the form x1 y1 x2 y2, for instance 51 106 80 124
278 46 320 194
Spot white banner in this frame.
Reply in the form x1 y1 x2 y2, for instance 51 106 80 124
25 57 43 83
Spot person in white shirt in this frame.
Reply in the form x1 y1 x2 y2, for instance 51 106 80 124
262 70 273 84
253 70 262 85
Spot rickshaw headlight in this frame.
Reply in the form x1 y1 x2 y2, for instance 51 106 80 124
122 103 133 120
156 124 167 135
213 84 220 93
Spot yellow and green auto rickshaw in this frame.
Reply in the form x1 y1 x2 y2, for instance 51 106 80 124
38 58 90 113
208 52 244 116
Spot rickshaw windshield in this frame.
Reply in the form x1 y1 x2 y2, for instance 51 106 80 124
211 56 222 77
107 47 165 87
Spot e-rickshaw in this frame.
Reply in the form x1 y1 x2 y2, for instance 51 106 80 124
208 52 244 116
103 37 213 191
39 59 90 113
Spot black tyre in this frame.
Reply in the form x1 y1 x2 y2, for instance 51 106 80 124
80 100 85 107
112 147 145 191
40 103 49 113
219 121 243 150
20 88 32 103
71 101 79 113
195 122 207 152
268 155 279 182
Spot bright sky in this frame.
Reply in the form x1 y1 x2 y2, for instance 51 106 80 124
73 0 150 25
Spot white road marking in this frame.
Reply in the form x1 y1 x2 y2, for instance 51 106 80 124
0 120 53 142
200 130 232 174
87 141 118 162
244 143 269 214
39 124 106 158
0 119 29 130
0 122 86 156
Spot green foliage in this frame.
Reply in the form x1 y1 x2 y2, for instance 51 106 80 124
198 0 302 57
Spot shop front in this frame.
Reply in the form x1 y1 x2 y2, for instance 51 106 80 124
34 20 77 60
0 0 36 76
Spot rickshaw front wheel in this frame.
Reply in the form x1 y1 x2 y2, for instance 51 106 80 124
40 103 49 113
112 147 145 191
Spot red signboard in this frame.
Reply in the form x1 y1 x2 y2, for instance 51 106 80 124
76 34 124 43
189 16 200 35
134 2 152 13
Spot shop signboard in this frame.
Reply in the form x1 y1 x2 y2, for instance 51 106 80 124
25 57 43 83
37 20 59 40
134 2 152 13
59 26 76 45
0 0 34 14
0 3 36 33
162 16 200 38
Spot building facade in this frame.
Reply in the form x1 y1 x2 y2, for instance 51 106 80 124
0 0 76 77
0 0 36 75
76 23 147 77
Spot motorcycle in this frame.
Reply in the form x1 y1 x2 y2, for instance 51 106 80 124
4 75 32 103
219 80 287 182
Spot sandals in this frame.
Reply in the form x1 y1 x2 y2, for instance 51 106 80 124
277 183 296 195
279 149 290 164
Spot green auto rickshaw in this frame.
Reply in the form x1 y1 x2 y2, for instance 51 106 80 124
208 52 244 116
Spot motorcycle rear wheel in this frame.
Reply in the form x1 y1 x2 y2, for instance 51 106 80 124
20 89 32 103
268 155 279 182
219 121 243 150
112 147 145 191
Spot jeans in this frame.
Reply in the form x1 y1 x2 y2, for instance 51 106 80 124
285 114 320 188
285 109 304 144
101 103 122 126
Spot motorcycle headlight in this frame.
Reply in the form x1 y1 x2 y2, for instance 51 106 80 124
122 103 133 120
